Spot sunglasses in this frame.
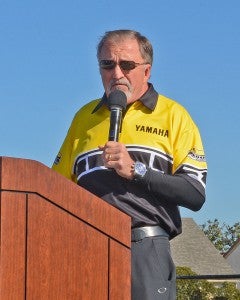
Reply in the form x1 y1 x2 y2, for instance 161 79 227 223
99 60 148 71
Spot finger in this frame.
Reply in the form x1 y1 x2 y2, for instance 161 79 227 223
106 154 112 161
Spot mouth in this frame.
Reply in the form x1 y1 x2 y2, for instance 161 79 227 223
111 83 128 90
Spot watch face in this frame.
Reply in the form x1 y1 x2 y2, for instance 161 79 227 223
134 161 147 178
136 162 145 174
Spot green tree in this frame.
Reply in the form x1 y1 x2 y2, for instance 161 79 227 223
214 282 240 299
176 267 240 299
176 266 215 300
200 219 240 253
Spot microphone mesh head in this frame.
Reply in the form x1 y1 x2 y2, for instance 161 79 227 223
107 90 127 110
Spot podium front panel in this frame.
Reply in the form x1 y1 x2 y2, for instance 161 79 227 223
0 157 131 299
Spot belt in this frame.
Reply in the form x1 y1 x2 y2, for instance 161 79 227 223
131 226 169 242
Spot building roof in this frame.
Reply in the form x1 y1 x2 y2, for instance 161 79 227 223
224 237 240 258
224 238 240 273
170 218 236 275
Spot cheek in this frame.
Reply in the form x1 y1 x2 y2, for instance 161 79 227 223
131 73 145 87
101 72 111 86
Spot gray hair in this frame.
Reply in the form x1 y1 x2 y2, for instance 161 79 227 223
97 29 153 65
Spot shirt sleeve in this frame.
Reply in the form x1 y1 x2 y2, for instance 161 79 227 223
140 106 207 212
141 169 205 211
52 119 77 182
171 106 207 196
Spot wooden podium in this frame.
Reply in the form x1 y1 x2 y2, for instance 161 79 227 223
0 157 131 299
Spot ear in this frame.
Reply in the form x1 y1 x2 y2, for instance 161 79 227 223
144 64 151 80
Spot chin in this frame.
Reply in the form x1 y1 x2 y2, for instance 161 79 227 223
112 85 127 92
106 86 131 100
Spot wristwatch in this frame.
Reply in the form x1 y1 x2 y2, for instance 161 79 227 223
132 161 147 181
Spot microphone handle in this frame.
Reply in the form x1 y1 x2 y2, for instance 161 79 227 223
108 107 123 141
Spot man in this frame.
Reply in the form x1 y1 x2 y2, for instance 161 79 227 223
52 29 207 299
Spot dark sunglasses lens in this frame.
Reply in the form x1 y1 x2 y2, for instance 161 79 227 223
100 60 137 71
119 61 136 70
100 60 115 69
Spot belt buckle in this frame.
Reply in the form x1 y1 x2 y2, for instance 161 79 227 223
131 226 169 242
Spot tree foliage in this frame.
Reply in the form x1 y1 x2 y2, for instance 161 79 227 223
176 266 215 299
176 266 240 299
200 219 240 253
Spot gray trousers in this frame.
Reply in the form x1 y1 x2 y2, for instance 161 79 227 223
131 236 176 300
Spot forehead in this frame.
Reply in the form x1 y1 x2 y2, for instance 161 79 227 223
99 37 143 60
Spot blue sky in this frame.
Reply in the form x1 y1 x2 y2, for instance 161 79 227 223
1 1 239 226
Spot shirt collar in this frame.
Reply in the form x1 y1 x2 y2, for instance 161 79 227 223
91 83 158 114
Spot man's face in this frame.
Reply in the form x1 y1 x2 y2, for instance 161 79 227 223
98 38 151 104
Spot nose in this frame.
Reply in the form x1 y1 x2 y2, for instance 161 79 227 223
112 64 125 79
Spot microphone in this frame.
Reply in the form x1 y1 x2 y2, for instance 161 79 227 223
107 90 127 141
